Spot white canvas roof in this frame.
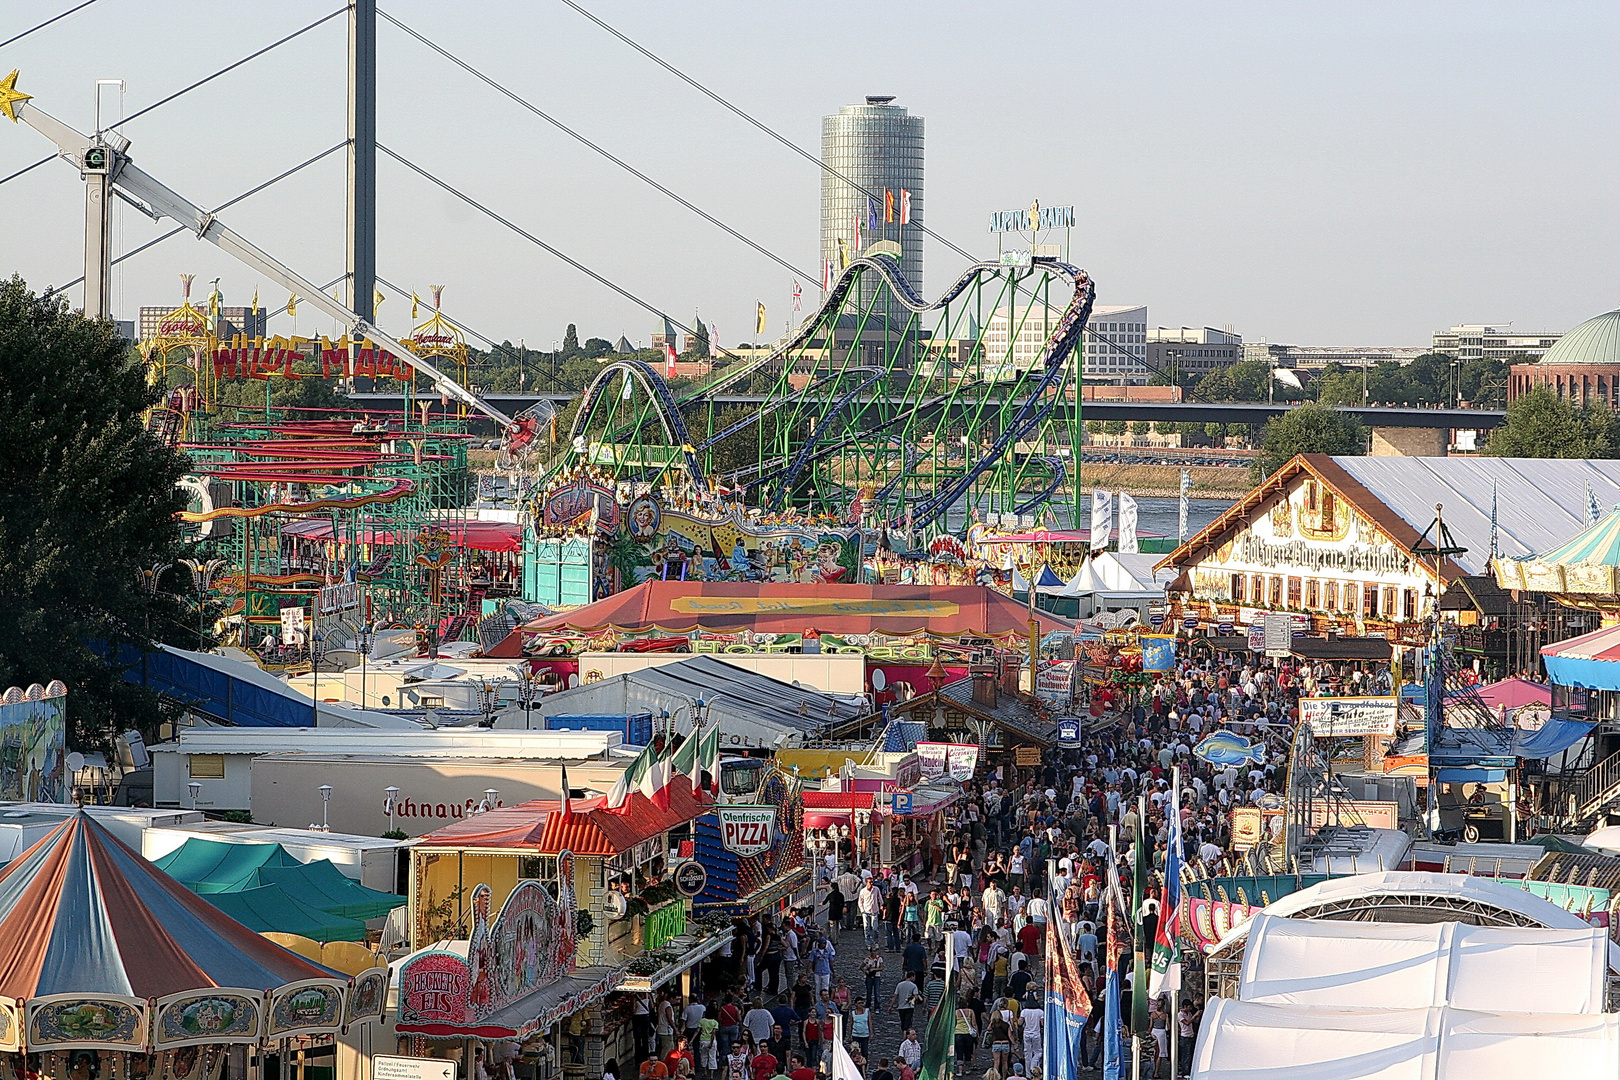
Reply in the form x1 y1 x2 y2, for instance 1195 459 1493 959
1239 913 1606 1014
1330 457 1620 576
1192 999 1620 1080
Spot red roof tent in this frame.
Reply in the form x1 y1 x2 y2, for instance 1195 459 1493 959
803 790 877 829
413 785 713 857
281 518 522 553
521 581 1073 638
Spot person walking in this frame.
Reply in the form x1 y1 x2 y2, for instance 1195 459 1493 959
858 879 883 948
884 884 903 951
849 999 872 1061
861 946 884 1014
809 934 836 994
892 972 920 1035
826 883 846 943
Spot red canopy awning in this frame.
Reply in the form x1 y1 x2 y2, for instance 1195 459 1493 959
521 581 1072 639
281 518 522 552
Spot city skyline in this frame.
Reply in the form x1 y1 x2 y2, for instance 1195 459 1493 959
1 0 1615 351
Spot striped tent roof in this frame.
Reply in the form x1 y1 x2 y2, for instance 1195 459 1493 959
1495 507 1620 597
0 813 335 1000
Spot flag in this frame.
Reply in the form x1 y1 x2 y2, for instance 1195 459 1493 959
411 292 420 319
1044 884 1091 1079
1179 469 1192 544
1089 490 1112 553
709 324 719 358
830 1024 864 1080
559 762 573 821
838 237 850 268
792 279 803 312
899 188 911 225
1117 493 1139 554
918 925 958 1080
1588 480 1602 525
251 287 259 313
606 741 658 811
1130 797 1152 1036
868 197 878 231
885 188 895 224
671 722 700 792
1489 479 1500 560
756 302 767 336
1149 770 1184 997
286 293 297 317
666 340 678 378
375 288 385 312
1102 897 1123 1080
823 259 834 291
854 215 862 254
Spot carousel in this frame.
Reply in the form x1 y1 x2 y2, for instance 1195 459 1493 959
0 813 386 1080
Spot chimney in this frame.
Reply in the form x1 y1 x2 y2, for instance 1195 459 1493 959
972 670 998 709
1000 656 1022 697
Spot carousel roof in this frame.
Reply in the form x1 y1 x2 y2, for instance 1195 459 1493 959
1495 506 1620 599
0 812 336 1000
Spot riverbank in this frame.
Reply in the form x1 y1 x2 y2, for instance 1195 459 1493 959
1078 462 1254 499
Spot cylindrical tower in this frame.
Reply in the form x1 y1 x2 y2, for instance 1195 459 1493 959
820 96 923 297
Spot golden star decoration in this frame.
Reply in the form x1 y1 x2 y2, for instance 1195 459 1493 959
0 71 31 123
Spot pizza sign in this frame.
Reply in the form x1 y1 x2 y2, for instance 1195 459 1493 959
717 806 777 857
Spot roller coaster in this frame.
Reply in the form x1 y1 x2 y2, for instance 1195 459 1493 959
557 253 1095 532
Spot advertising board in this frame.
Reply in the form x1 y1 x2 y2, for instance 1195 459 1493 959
716 805 777 858
1300 696 1398 738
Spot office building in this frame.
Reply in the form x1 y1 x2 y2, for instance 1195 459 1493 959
820 97 923 298
1432 324 1562 361
1080 305 1149 381
1146 326 1243 382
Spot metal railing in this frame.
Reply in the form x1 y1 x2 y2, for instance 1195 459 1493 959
1570 749 1620 822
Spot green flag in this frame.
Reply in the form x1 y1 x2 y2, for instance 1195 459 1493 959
1131 796 1152 1036
918 972 957 1080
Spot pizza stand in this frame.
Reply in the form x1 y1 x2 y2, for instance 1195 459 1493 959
0 813 387 1080
689 769 810 920
402 786 721 1075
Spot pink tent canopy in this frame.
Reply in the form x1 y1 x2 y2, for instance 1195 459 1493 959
1472 677 1552 712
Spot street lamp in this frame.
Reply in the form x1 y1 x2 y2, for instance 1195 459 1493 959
319 784 333 831
179 557 227 650
509 664 540 729
384 786 401 833
187 781 201 810
357 624 375 708
482 788 500 814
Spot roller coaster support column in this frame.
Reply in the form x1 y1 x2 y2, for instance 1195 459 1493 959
347 0 377 321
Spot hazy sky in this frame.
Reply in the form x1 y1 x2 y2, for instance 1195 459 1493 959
2 0 1616 351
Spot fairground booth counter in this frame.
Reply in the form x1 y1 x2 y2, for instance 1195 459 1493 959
399 785 737 1077
0 813 388 1080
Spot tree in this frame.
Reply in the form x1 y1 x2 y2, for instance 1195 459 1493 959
1252 403 1367 480
584 337 614 359
1103 419 1126 435
561 323 581 358
1483 386 1618 458
0 276 192 749
1129 420 1151 436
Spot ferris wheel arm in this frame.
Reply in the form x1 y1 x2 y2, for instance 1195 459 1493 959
11 99 513 430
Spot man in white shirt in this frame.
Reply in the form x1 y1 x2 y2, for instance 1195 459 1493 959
1026 894 1049 926
982 882 1006 925
951 925 972 968
898 1031 923 1072
858 881 883 948
743 1000 775 1045
1199 839 1222 865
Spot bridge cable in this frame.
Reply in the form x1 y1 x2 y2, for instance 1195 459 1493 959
104 7 348 131
48 141 349 293
0 154 54 187
557 0 982 267
378 143 757 367
376 9 817 284
0 0 103 51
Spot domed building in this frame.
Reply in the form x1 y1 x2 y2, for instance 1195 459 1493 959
1509 307 1620 406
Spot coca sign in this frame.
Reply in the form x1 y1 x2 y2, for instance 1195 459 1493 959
717 806 777 857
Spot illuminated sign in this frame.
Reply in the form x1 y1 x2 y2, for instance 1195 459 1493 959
717 805 777 857
988 204 1075 233
209 335 416 381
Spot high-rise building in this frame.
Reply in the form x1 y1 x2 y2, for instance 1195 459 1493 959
820 97 923 298
1146 326 1244 382
1080 305 1149 381
1432 323 1562 361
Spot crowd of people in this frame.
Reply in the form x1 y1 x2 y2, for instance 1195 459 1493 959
623 648 1389 1080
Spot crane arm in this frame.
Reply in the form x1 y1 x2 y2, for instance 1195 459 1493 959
11 97 514 430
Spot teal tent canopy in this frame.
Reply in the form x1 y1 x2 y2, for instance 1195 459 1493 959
154 837 403 926
203 884 367 943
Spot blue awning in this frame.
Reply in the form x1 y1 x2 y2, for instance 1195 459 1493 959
1436 767 1507 784
1513 717 1595 760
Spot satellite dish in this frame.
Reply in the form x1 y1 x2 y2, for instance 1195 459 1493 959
871 669 888 691
66 752 85 774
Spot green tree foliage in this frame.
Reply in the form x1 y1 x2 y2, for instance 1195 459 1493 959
1103 419 1126 435
1129 420 1151 436
561 323 581 358
1252 402 1367 480
1483 386 1618 458
1194 360 1285 403
0 276 192 748
583 337 614 359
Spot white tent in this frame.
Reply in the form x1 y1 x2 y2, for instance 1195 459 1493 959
1056 551 1172 617
1192 999 1620 1080
1239 913 1607 1014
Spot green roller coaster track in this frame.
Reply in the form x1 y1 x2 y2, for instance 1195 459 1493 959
551 254 1093 534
